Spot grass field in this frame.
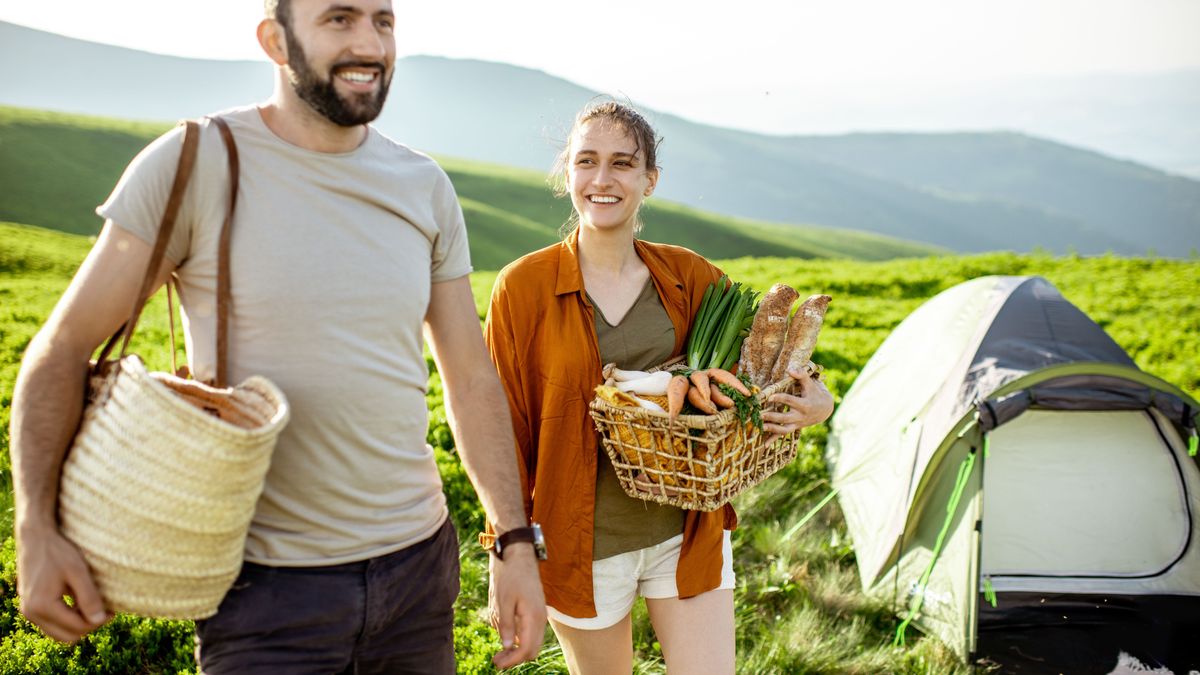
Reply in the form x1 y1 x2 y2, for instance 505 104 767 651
2 220 1196 672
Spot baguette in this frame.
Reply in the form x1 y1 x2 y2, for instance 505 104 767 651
770 294 832 383
737 283 799 387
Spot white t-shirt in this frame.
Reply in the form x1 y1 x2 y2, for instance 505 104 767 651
98 106 472 565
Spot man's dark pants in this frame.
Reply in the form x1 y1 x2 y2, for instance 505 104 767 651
195 518 460 674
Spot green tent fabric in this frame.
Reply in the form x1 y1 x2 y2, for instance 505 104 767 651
826 276 1200 671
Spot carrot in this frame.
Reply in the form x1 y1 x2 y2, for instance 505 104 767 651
687 384 719 414
709 383 735 409
706 368 751 397
667 375 690 424
688 369 712 408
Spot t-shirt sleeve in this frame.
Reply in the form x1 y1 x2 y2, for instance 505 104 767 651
95 124 194 265
429 167 473 282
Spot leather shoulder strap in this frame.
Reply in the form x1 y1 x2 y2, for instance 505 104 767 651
95 121 201 368
95 117 241 388
209 116 239 388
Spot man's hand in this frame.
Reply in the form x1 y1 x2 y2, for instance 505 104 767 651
9 224 165 645
487 545 547 670
425 276 547 666
16 528 111 643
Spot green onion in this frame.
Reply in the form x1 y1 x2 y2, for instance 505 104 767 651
685 278 760 372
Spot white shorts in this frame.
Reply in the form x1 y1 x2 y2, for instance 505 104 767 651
547 531 735 630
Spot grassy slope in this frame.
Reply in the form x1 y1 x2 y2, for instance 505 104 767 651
2 222 1198 672
0 223 96 480
438 155 939 267
0 108 165 236
0 105 939 271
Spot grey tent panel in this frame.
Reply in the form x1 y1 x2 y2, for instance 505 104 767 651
973 277 1134 370
979 374 1194 431
958 277 1134 421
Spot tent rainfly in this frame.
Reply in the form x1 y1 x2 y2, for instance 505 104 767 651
827 276 1200 673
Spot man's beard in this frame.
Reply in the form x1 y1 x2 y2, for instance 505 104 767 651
284 30 391 127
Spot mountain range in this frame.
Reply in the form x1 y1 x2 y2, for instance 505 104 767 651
0 106 937 268
1 20 1197 257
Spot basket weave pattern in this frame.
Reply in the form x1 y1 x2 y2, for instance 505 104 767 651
58 355 289 619
589 367 802 512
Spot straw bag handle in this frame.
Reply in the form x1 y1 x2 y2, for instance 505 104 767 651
94 116 240 388
210 116 239 388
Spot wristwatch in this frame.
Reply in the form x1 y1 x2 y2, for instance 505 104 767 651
483 523 547 561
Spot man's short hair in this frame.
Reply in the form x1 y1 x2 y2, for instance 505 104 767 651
265 0 292 28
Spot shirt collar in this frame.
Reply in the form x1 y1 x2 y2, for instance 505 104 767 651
635 238 686 294
554 229 584 296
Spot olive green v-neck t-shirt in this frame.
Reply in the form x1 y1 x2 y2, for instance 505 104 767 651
589 279 686 560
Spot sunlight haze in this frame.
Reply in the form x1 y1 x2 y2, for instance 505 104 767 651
2 0 1197 136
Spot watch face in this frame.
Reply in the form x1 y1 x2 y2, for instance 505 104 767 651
531 523 548 561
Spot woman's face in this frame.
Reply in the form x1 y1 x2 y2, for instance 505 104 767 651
566 120 658 233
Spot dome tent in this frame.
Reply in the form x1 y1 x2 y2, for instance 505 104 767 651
827 275 1200 672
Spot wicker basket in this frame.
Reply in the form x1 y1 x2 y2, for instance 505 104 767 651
589 360 812 511
59 355 288 619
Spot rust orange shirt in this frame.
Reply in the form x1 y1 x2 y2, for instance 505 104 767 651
484 230 737 617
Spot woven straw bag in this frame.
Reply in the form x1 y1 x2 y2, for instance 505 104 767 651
57 118 289 620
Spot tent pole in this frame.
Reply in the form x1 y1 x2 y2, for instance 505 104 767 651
894 444 979 646
968 432 989 659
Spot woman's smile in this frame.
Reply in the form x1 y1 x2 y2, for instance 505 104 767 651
568 120 657 232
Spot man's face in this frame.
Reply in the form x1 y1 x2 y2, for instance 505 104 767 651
282 1 396 126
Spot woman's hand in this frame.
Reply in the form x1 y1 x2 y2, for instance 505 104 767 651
761 370 835 440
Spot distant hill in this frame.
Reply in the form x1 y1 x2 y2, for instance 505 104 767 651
0 106 937 268
774 133 1200 258
2 20 1197 256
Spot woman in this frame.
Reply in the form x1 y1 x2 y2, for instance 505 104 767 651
484 101 833 673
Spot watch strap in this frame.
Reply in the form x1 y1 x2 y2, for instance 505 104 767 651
497 527 538 556
479 525 546 560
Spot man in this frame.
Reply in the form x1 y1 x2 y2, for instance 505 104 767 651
8 0 546 671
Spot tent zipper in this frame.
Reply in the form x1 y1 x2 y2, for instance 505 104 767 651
982 576 998 608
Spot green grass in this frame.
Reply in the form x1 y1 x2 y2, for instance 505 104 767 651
0 108 167 237
0 104 941 272
2 221 1196 672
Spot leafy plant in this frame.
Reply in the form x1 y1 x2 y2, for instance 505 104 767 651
717 372 763 430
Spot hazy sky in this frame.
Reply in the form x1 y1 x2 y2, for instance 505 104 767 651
3 0 1198 134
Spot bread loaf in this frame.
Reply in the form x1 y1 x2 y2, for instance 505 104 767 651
770 294 831 382
737 284 799 387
